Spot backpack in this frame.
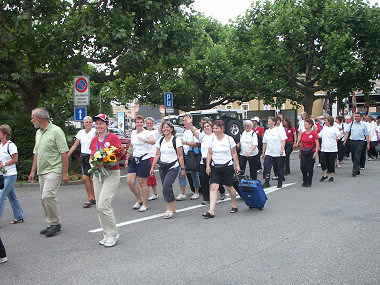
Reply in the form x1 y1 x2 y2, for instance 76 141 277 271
159 136 177 149
7 141 21 171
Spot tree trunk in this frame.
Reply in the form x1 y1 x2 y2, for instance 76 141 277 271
21 80 41 114
302 91 315 116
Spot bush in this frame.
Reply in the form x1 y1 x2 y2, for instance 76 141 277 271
0 112 82 181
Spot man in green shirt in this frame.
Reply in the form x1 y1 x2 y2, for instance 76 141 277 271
28 108 69 237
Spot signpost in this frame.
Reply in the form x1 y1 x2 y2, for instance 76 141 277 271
74 107 87 121
74 76 90 106
164 92 173 114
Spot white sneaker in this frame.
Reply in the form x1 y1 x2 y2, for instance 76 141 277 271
190 193 199 200
220 192 226 200
0 257 7 263
175 194 186 201
104 234 120 247
336 164 342 168
99 234 119 246
148 194 159 201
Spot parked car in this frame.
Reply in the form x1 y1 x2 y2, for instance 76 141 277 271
108 128 131 152
177 109 243 142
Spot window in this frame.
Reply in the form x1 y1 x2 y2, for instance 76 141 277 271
242 104 249 119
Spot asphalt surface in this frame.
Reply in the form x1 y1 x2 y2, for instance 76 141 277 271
0 152 379 285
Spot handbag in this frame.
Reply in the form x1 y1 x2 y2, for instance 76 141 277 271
186 147 201 172
129 153 148 165
212 160 231 173
0 175 4 190
302 147 314 155
158 160 177 171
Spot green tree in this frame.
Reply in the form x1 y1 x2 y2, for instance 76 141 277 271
234 0 380 114
0 0 195 114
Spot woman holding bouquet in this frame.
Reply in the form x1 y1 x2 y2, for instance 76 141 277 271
125 115 155 212
150 121 185 219
89 114 122 248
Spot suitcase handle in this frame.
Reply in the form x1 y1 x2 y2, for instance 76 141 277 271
234 174 262 192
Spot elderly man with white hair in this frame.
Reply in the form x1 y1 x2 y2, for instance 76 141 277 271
28 108 69 238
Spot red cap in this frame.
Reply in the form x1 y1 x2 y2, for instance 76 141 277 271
94 114 109 123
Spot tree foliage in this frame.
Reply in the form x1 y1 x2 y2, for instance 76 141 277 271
234 0 380 114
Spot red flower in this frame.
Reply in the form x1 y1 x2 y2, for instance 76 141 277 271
103 157 108 162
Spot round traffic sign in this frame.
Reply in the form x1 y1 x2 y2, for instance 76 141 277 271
75 77 88 93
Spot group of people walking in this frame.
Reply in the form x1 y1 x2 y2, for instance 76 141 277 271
0 107 378 255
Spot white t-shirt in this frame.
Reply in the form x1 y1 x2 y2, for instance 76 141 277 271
239 130 258 156
0 141 17 176
146 129 162 157
334 122 344 141
156 136 183 169
263 127 287 157
367 121 378 142
75 129 96 154
131 129 151 160
210 135 236 165
318 126 341 152
298 119 305 132
198 131 215 163
182 129 199 155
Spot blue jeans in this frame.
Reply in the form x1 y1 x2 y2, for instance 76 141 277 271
0 175 24 221
178 156 200 189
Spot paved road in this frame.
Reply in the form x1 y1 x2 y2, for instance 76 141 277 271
1 153 379 284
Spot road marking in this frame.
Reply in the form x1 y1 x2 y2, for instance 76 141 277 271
88 183 296 233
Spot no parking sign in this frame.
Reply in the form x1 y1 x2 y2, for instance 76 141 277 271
73 76 90 106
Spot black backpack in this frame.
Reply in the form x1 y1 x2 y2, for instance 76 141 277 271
7 141 21 171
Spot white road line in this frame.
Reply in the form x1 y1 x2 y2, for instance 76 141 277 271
88 183 296 233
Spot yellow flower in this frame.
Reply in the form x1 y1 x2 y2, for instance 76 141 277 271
108 154 117 162
104 147 109 152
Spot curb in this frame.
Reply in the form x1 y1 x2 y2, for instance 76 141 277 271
14 180 84 189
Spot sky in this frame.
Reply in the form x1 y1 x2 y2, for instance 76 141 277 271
191 0 379 24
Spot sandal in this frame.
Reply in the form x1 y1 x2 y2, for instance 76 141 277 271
164 211 173 219
83 201 92 208
89 199 96 205
230 207 238 214
10 219 24 224
202 212 215 219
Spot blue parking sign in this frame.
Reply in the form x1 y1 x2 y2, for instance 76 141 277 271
74 107 87 121
164 92 173 108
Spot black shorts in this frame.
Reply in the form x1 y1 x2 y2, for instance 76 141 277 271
81 154 91 177
209 165 234 187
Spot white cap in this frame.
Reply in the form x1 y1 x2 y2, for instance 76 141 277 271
251 117 260 122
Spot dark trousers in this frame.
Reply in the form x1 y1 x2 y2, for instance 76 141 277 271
360 141 367 168
238 154 259 180
159 166 180 202
263 156 285 182
300 152 315 185
0 237 6 258
337 140 345 162
350 140 364 175
199 164 224 202
284 142 293 174
320 151 337 174
368 141 378 158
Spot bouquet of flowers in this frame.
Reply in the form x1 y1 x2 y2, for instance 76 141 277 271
88 145 126 179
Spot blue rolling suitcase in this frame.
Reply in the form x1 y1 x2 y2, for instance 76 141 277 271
236 176 267 210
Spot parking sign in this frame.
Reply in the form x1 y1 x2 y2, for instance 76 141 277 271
164 92 173 108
